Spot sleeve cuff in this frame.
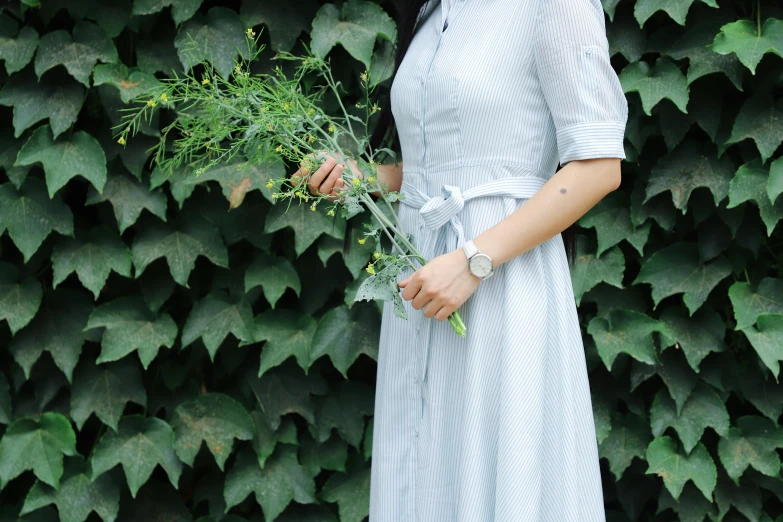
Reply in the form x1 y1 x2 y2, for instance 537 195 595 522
555 121 627 166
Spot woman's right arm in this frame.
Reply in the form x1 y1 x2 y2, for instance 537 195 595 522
291 155 404 200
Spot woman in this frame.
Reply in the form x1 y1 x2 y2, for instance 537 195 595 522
296 0 628 519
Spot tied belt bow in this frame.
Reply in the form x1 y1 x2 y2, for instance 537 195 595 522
399 176 548 258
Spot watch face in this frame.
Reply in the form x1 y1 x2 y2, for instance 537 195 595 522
469 254 493 278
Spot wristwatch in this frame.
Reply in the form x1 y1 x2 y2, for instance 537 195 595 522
462 240 495 280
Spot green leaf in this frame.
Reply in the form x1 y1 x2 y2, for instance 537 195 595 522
250 309 316 378
598 411 651 481
86 296 178 370
311 0 396 68
149 164 196 209
171 393 254 471
646 436 717 502
0 15 39 74
644 140 733 213
9 289 92 382
86 170 167 234
709 18 783 75
245 365 327 430
634 0 716 26
311 381 373 449
729 277 783 330
15 125 107 198
174 7 249 80
70 356 147 432
658 305 727 372
0 371 11 426
657 482 719 522
770 156 783 205
725 92 783 164
318 210 377 278
20 456 120 522
632 242 732 315
587 309 668 370
319 463 370 522
92 63 161 104
131 212 229 287
717 415 783 485
136 25 181 75
0 178 73 262
245 253 301 308
250 410 298 469
0 261 42 334
608 17 646 63
0 413 78 490
578 191 650 257
132 0 204 25
299 430 348 476
727 159 783 236
181 290 254 360
714 476 763 522
740 314 783 380
223 445 317 520
192 156 284 208
34 21 117 86
90 414 183 498
264 201 346 256
310 304 380 379
240 0 319 52
0 72 84 140
52 226 132 300
619 57 689 115
650 381 729 454
570 236 625 306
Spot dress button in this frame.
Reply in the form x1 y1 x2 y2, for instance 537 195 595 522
414 429 419 438
414 377 420 384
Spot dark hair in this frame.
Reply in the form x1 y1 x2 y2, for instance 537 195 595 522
367 0 578 267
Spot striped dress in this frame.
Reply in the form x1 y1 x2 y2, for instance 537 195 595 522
368 0 628 520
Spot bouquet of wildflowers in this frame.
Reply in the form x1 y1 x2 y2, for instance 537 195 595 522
115 28 467 337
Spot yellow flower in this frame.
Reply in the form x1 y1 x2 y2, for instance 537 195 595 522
271 193 279 199
358 237 367 245
234 64 241 75
366 263 375 275
307 135 315 142
275 145 283 153
352 177 361 186
160 93 168 102
146 99 157 107
360 71 368 82
307 108 315 116
246 28 256 38
202 76 210 85
283 102 290 110
366 176 375 183
265 180 274 188
371 103 381 113
310 203 317 211
373 252 380 259
117 136 126 145
328 124 335 133
327 209 335 216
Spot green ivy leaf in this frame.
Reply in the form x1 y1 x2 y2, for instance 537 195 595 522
9 289 92 382
0 261 42 334
311 0 396 68
86 171 167 234
245 365 327 430
646 436 717 502
132 0 204 25
729 277 783 331
726 92 783 164
223 445 317 520
311 381 373 449
650 381 729 454
740 314 783 380
20 456 120 522
570 236 625 306
181 290 254 361
658 305 727 372
310 304 380 379
35 21 117 86
171 393 254 471
619 57 689 115
632 242 732 315
52 226 132 300
245 253 301 308
634 0 716 26
608 17 645 63
264 201 346 257
0 71 85 139
86 296 178 370
136 25 181 75
240 0 319 52
717 415 783 485
249 309 316 378
250 409 298 469
587 309 669 370
70 356 147 432
0 15 39 74
90 414 183 498
598 411 652 481
0 372 11 426
319 462 370 522
713 476 763 522
0 413 78 490
15 125 107 198
769 156 783 205
318 210 377 278
0 178 73 262
644 140 733 214
131 212 229 287
658 482 719 522
709 18 783 75
578 191 650 257
192 156 283 208
174 7 249 80
92 63 161 104
299 430 348 476
727 159 783 236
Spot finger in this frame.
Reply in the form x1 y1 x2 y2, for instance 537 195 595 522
307 156 336 195
330 178 345 202
434 305 450 321
398 274 412 288
422 300 440 319
319 164 343 197
411 287 433 311
401 277 421 302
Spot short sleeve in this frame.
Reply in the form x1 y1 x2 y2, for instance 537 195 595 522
533 0 629 167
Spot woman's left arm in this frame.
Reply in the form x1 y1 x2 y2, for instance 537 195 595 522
398 158 620 321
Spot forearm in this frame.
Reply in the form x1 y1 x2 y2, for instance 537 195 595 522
472 158 622 267
348 159 404 197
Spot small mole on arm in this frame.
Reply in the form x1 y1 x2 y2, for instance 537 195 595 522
560 188 567 194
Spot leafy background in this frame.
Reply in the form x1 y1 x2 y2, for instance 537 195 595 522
0 0 781 520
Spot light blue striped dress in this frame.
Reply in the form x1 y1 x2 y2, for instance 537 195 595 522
369 0 628 520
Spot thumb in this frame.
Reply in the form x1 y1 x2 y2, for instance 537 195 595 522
398 275 410 288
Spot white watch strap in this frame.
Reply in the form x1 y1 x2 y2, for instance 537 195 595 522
462 239 479 259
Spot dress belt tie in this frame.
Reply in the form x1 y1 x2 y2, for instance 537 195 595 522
398 175 548 385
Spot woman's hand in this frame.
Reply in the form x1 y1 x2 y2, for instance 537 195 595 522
290 153 360 202
398 248 480 321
